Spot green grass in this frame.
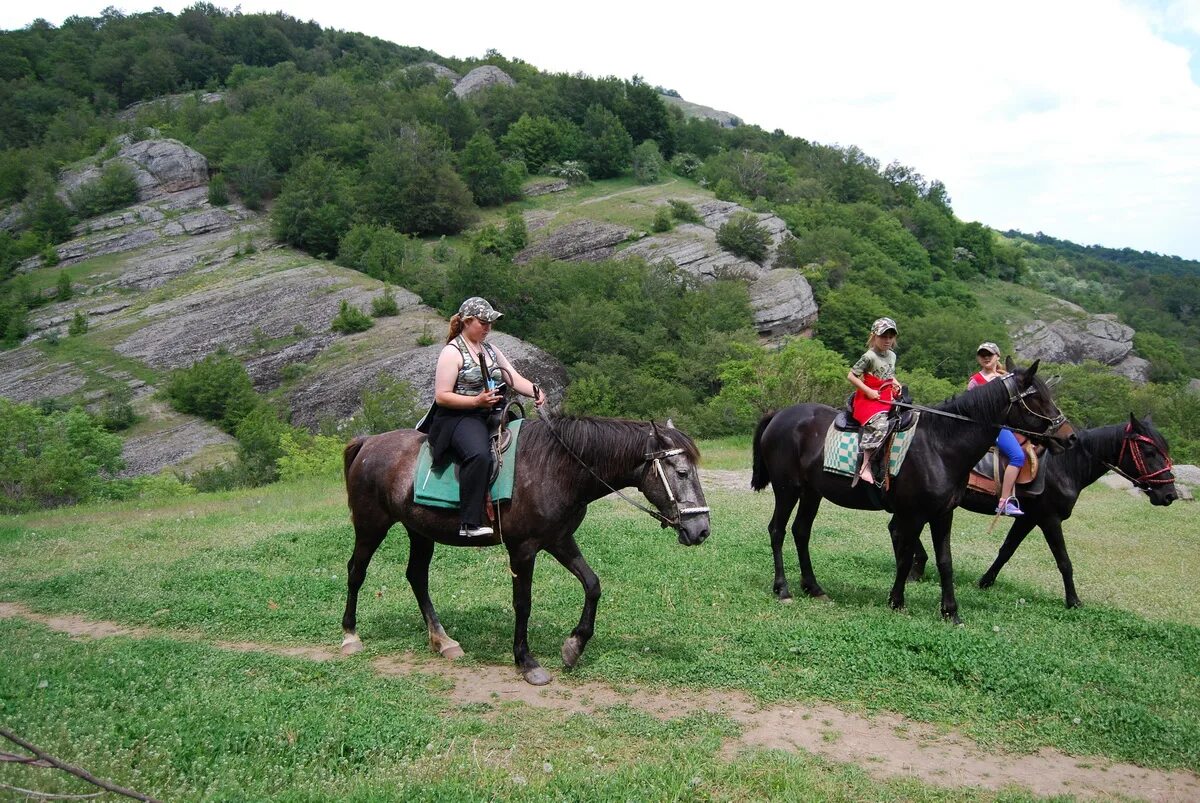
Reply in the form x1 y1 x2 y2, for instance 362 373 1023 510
0 619 1030 802
1 473 1197 783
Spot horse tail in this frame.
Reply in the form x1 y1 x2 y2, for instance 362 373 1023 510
751 411 776 491
343 436 367 488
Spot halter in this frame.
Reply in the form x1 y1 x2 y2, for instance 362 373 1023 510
1103 424 1175 488
541 416 709 530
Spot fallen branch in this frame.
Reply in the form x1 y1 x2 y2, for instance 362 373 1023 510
0 727 161 803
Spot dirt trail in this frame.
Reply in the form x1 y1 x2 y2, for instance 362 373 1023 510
3 601 1197 801
578 179 678 206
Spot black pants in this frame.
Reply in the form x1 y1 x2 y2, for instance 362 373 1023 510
447 414 492 527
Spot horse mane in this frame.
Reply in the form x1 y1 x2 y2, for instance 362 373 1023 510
920 368 1051 439
524 416 700 478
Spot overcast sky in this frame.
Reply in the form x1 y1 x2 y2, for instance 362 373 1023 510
5 0 1200 260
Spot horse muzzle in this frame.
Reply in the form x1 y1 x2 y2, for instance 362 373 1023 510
1148 486 1179 506
676 515 711 546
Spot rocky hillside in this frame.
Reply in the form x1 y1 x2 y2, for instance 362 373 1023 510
0 138 567 477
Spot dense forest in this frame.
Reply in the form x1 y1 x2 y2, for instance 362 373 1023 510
1 4 1197 506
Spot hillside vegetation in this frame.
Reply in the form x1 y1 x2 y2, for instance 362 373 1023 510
1 5 1198 510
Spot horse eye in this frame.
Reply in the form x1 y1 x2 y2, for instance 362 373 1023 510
675 468 690 477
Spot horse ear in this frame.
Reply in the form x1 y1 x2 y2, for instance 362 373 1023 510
650 420 662 441
1004 355 1016 373
1128 412 1140 431
1026 359 1040 380
665 417 676 429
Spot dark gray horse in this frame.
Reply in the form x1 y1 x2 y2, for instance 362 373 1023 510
341 416 710 685
909 414 1178 607
751 360 1074 623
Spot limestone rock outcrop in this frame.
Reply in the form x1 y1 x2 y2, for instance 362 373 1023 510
514 220 634 264
452 66 516 98
1014 313 1141 376
749 269 819 341
59 138 209 203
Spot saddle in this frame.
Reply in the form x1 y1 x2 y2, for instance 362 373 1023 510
486 400 524 484
831 388 918 484
967 438 1044 498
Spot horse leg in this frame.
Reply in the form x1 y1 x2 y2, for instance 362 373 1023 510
509 542 551 686
978 516 1037 589
908 527 929 582
768 487 800 600
792 496 827 599
341 513 390 655
406 535 463 659
545 535 600 669
928 511 961 624
886 515 922 612
1039 518 1082 609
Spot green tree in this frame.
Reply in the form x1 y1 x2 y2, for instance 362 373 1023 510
55 272 72 301
359 128 477 236
458 130 523 206
499 113 566 174
579 105 632 179
632 140 664 184
67 161 139 219
331 299 373 334
67 309 88 336
271 155 355 257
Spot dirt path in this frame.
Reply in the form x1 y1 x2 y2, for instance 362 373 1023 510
3 602 1197 801
578 179 678 206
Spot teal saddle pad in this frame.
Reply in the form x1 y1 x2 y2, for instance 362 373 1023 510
414 419 524 510
822 413 920 478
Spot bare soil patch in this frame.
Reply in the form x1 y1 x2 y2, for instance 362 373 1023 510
4 601 1197 801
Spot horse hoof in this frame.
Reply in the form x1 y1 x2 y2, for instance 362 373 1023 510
438 642 465 659
944 613 963 625
1066 599 1083 609
561 637 583 668
523 666 552 686
779 596 794 605
813 594 832 603
978 576 995 590
341 635 364 656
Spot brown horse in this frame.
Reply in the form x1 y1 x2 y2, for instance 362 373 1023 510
751 360 1074 623
341 416 711 685
908 414 1178 607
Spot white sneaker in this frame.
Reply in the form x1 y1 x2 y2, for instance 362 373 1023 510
459 524 494 538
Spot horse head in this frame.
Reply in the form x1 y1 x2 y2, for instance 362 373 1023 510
1003 357 1077 453
1119 414 1178 505
641 421 711 546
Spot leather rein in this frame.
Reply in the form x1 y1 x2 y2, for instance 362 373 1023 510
887 374 1068 441
537 406 709 529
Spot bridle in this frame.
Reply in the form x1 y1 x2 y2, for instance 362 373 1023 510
1103 424 1175 489
888 374 1069 441
541 416 709 529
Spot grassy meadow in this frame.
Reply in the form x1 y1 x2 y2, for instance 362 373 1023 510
1 440 1197 800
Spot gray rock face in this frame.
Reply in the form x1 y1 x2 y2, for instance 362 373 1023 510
59 139 209 205
1111 354 1152 383
514 220 634 264
411 62 460 82
0 347 87 402
1014 314 1135 368
287 332 569 430
623 223 765 280
1172 464 1200 488
118 418 235 478
749 269 818 340
117 92 224 122
452 66 516 98
524 179 570 197
114 265 400 370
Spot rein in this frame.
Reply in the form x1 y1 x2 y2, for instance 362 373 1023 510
1101 424 1175 488
538 413 709 529
888 374 1067 440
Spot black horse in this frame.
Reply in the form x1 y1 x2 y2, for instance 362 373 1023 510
751 360 1074 622
341 417 710 685
908 414 1178 607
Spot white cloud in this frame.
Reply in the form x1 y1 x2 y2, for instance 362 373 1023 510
4 0 1200 257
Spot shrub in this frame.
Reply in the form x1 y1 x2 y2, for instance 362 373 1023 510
233 404 294 485
0 400 124 512
164 352 258 431
544 160 589 185
276 431 345 481
668 199 702 223
669 152 703 178
67 309 88 336
97 387 136 431
331 300 374 334
632 140 664 184
55 272 72 300
346 376 424 436
207 173 229 205
371 285 399 317
271 155 355 258
42 244 60 267
652 206 673 233
717 211 771 262
67 161 139 219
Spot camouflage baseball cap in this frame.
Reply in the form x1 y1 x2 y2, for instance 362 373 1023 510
870 317 898 336
457 296 503 322
976 341 1001 356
